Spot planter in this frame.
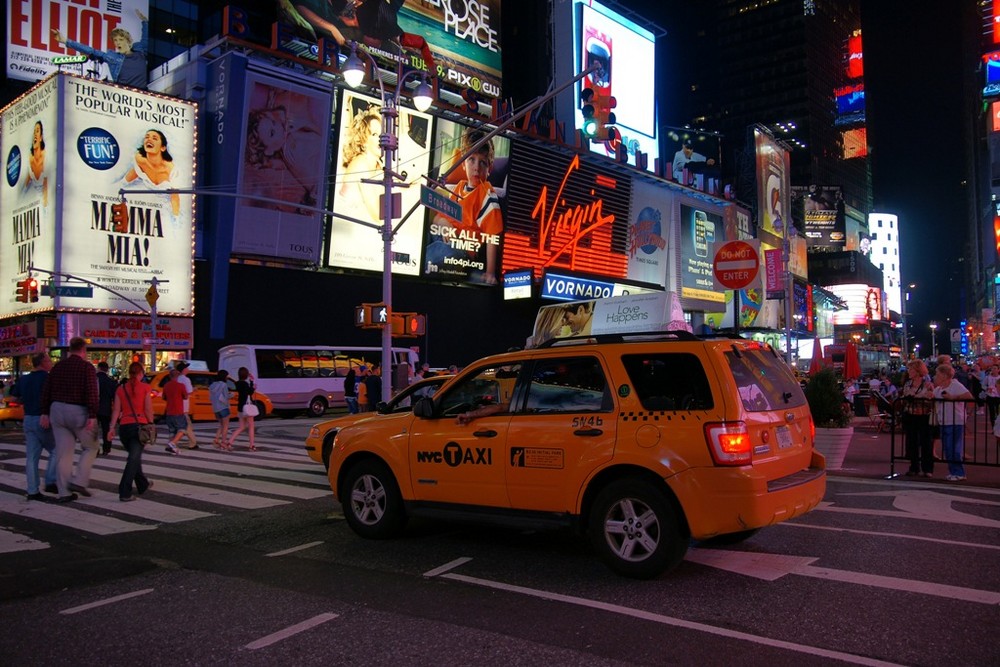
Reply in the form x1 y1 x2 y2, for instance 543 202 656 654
814 426 854 471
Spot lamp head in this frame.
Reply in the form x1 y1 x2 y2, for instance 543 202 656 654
412 77 433 112
343 44 366 88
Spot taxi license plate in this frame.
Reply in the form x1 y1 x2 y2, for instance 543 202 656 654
776 426 793 449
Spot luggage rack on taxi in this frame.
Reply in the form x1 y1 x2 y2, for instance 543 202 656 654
537 330 703 348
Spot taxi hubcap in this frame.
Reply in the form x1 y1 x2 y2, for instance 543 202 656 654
604 498 660 562
351 474 386 525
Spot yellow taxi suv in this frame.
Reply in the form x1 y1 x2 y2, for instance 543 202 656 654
305 375 453 469
0 395 24 423
326 331 826 579
149 370 273 421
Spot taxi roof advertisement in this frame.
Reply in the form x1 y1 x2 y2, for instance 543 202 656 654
7 0 150 83
275 0 502 101
0 74 197 319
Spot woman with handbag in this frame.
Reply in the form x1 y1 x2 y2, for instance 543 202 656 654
108 361 155 501
227 366 257 451
901 359 934 477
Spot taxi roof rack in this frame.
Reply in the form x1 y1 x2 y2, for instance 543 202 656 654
537 330 703 348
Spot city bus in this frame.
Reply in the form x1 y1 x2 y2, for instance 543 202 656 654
218 344 420 417
823 343 898 378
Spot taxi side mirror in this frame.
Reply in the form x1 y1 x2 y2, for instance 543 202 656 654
375 400 389 414
413 397 435 418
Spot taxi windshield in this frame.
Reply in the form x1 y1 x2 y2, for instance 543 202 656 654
724 347 805 412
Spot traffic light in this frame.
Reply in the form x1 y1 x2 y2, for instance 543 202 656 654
15 279 28 303
404 313 426 336
111 201 129 233
26 277 38 302
580 87 598 138
592 94 618 143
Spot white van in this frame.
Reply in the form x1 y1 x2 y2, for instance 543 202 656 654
217 344 419 417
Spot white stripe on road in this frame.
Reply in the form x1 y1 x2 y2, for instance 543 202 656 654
423 557 473 578
0 489 155 535
794 563 1000 605
244 612 340 650
781 520 1000 551
60 588 154 615
90 460 329 500
0 526 49 553
139 451 326 485
3 459 292 510
265 541 324 557
430 563 904 667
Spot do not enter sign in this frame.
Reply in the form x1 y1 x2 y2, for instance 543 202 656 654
713 241 760 290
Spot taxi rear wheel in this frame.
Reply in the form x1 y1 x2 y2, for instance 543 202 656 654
589 479 686 579
342 460 406 539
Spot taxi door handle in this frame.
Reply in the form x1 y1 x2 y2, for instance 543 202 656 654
473 429 498 438
574 429 603 437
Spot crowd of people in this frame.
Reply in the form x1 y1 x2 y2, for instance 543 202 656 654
8 338 260 503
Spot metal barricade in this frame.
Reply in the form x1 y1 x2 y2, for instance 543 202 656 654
890 396 1000 476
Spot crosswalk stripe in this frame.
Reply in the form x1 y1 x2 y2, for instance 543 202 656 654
0 468 212 523
0 489 155 535
90 459 329 500
0 526 49 553
136 451 327 485
142 446 320 472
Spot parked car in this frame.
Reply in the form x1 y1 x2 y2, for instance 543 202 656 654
325 332 826 578
0 396 24 423
305 375 452 470
148 370 273 421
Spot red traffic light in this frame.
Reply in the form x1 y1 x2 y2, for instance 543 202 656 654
26 278 38 302
111 201 129 233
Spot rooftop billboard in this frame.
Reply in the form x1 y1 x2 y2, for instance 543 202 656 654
7 0 150 84
552 0 659 171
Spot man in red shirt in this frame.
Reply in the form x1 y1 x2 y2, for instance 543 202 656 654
162 369 188 455
40 337 99 503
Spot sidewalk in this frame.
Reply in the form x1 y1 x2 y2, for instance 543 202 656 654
830 419 1000 489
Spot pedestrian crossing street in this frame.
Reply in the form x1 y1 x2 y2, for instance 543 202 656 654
0 423 331 554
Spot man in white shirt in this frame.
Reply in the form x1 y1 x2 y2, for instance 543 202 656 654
175 361 198 449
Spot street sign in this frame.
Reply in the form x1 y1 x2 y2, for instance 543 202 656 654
420 184 462 221
146 285 159 307
40 283 94 298
713 240 760 290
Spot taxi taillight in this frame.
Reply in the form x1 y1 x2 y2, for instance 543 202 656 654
704 421 752 466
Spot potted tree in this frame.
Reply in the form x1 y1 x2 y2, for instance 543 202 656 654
805 367 854 470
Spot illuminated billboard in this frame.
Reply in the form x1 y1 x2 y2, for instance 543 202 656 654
7 0 150 84
678 203 725 305
754 128 791 244
422 117 511 286
663 127 720 186
232 66 332 262
791 185 846 250
841 127 868 158
846 31 863 79
328 90 433 276
275 0 502 102
985 50 1000 98
552 0 659 171
1 73 196 318
502 141 632 279
627 179 671 288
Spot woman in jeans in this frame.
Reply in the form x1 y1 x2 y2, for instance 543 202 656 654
108 361 154 501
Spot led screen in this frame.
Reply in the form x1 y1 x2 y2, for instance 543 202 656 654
842 127 868 158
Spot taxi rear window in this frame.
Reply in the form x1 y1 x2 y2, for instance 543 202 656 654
724 347 805 412
621 353 714 411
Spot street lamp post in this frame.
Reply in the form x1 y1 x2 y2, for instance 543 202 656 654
901 283 914 359
930 322 938 359
342 41 434 403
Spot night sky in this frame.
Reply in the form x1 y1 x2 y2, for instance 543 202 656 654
619 0 979 355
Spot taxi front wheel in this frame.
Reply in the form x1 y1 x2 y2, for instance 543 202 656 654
342 460 407 539
589 479 687 579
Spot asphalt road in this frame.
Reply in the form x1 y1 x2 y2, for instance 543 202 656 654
0 417 998 666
